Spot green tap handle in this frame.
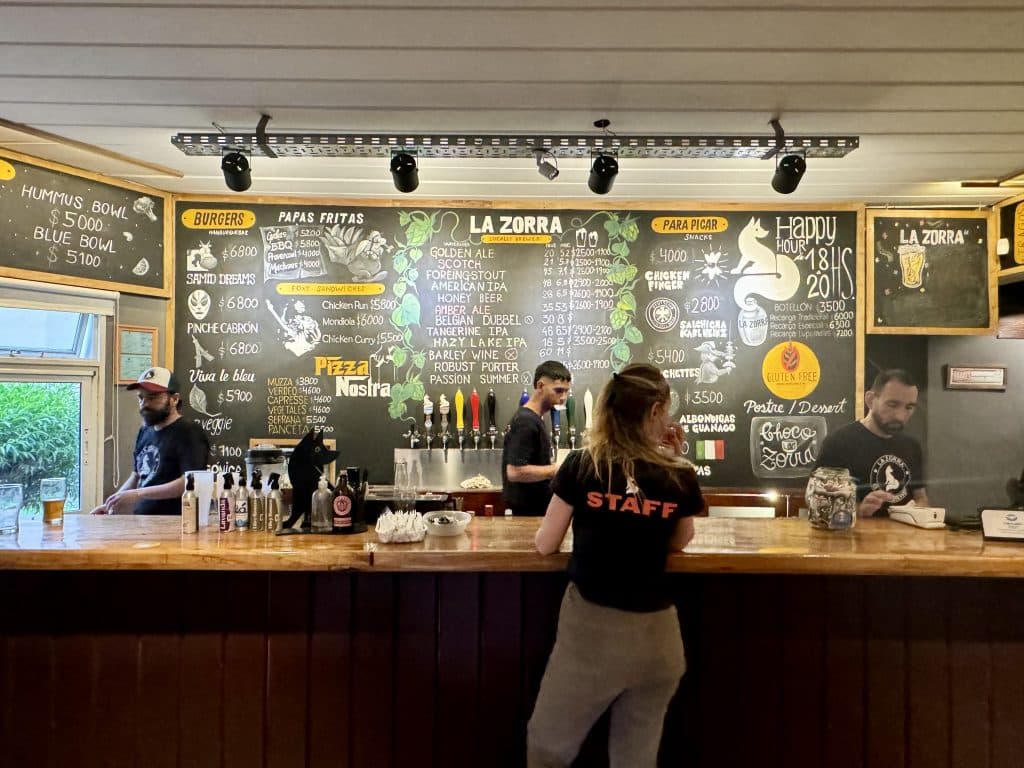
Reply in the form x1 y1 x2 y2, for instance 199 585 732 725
565 391 575 431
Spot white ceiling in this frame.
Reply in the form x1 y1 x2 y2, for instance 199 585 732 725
1 0 1023 206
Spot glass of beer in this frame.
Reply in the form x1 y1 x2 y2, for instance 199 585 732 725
40 477 67 526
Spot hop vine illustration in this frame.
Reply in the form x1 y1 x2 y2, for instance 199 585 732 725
602 212 643 371
386 210 439 419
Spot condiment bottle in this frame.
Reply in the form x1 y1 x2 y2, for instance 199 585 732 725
218 472 235 532
311 477 333 533
234 470 249 531
250 472 266 532
181 472 198 534
267 473 284 531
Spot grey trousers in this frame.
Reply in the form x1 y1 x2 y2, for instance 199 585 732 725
526 582 687 768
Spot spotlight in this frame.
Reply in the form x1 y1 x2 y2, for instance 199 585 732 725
534 149 559 180
221 151 251 192
771 154 806 195
588 153 618 195
390 152 419 193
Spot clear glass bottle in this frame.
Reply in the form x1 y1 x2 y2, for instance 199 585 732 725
311 477 333 533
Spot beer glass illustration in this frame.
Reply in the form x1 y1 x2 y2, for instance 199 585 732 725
897 244 926 289
0 484 22 535
40 477 67 526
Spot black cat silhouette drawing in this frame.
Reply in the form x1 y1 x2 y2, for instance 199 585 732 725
283 429 339 530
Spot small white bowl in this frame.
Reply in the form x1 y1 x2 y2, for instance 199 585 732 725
423 510 472 537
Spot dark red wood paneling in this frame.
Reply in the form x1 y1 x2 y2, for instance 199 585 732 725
780 574 826 768
865 577 907 767
265 572 310 768
478 573 525 768
393 573 438 767
824 577 865 768
178 571 227 768
223 572 268 768
309 572 353 768
351 572 395 768
907 578 951 768
948 579 991 768
436 572 481 768
989 579 1024 768
50 572 95 768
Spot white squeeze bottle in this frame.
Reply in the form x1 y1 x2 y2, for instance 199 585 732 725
181 472 198 534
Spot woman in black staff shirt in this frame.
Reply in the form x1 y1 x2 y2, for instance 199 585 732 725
528 363 704 768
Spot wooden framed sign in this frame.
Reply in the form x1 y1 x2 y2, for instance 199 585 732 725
116 324 158 384
944 364 1007 391
867 209 996 334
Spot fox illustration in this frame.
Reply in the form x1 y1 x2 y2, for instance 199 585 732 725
731 217 801 309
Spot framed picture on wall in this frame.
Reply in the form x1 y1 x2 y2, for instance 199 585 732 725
944 365 1007 391
116 324 158 384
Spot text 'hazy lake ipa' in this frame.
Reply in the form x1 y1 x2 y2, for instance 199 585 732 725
43 498 65 525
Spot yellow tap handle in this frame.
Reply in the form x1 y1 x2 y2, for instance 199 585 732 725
455 389 465 431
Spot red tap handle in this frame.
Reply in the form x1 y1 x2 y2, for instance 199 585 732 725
470 389 480 430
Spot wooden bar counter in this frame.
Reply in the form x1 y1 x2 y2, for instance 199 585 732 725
3 516 1024 768
3 514 1024 576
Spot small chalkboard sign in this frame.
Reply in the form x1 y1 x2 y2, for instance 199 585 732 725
0 149 170 297
867 209 996 335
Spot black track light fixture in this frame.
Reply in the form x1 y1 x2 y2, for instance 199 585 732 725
772 154 806 195
390 151 419 193
588 153 618 195
534 149 559 180
221 150 251 192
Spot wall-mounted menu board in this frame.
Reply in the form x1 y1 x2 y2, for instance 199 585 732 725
173 201 862 488
0 149 169 296
867 209 996 334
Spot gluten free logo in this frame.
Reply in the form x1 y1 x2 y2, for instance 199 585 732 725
761 341 821 400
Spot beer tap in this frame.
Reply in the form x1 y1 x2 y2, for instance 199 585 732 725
439 394 451 463
486 389 498 449
550 406 561 462
423 394 434 453
566 389 577 450
582 388 594 443
470 388 481 450
401 416 421 449
455 388 465 456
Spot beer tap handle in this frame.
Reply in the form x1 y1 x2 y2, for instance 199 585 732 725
454 389 465 434
487 389 497 443
470 388 480 432
565 390 575 433
519 387 529 407
583 388 594 432
551 407 560 434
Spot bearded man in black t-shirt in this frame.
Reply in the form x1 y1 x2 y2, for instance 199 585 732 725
91 367 210 516
813 368 929 518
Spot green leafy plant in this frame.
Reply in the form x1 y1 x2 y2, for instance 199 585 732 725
603 212 643 370
0 382 81 514
386 210 438 418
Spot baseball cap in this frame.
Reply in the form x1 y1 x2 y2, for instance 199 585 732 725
126 366 180 394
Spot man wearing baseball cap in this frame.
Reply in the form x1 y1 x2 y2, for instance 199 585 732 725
91 366 210 515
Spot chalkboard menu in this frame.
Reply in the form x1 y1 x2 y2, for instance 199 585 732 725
0 150 169 296
173 202 861 487
867 209 995 334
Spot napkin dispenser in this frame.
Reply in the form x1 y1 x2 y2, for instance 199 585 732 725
888 504 946 529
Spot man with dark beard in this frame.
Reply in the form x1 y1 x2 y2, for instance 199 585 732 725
812 369 929 518
92 367 210 515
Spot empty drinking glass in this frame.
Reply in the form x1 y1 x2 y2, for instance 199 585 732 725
0 484 22 535
394 461 414 513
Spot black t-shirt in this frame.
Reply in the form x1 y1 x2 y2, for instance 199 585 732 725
133 418 211 515
813 421 925 517
552 450 704 612
501 406 553 515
